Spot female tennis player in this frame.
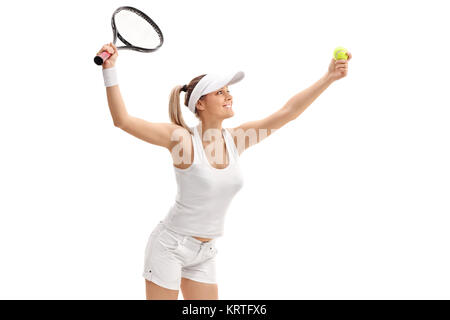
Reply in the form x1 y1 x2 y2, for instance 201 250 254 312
97 42 352 300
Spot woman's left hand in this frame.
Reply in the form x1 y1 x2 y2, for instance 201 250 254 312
327 51 352 81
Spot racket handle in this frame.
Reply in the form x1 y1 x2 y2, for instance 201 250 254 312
94 50 112 65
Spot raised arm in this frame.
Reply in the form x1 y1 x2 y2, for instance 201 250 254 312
99 43 183 150
230 52 352 155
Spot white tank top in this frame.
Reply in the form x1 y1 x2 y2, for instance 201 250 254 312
162 125 244 238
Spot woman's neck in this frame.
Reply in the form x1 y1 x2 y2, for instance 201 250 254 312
197 122 224 142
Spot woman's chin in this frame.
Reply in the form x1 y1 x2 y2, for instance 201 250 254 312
224 110 234 118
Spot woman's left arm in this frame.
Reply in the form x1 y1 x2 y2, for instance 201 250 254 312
230 52 352 155
284 52 352 120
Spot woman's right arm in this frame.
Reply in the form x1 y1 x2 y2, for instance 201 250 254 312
105 84 129 127
99 43 185 150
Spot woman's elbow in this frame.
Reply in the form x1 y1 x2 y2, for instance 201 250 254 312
113 116 130 128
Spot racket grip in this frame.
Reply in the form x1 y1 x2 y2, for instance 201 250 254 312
94 51 112 65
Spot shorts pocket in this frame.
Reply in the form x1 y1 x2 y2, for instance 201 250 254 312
158 229 181 252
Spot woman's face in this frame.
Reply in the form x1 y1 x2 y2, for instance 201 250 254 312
196 86 234 119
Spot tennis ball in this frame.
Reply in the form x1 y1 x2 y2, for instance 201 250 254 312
333 46 348 60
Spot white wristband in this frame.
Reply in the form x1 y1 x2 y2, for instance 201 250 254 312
102 67 118 87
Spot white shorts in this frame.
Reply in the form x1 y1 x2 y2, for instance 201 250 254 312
143 221 219 290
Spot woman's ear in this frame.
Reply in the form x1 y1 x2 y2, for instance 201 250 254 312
196 99 206 112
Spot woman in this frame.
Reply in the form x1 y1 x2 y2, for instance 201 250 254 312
97 42 352 300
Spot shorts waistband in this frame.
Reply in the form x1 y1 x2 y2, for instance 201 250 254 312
157 221 216 248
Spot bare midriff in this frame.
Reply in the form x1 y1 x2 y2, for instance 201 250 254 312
192 236 213 242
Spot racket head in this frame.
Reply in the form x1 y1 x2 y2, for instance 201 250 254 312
111 6 164 52
94 6 164 66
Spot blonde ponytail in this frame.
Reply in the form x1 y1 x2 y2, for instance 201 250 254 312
169 85 193 134
168 74 207 135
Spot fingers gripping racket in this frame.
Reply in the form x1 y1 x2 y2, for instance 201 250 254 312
94 6 164 65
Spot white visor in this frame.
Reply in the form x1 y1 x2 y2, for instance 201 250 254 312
187 71 245 114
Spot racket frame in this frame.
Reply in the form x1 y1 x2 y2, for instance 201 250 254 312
111 6 164 52
94 6 164 65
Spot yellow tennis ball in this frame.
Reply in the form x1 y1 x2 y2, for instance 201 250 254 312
333 46 348 60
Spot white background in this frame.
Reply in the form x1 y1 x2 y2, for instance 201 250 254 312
0 0 449 299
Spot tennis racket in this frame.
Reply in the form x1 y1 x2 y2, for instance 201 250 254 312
94 6 164 66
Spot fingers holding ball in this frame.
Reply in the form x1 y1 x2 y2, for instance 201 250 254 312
332 47 351 74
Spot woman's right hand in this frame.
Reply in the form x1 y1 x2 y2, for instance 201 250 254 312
97 42 118 69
